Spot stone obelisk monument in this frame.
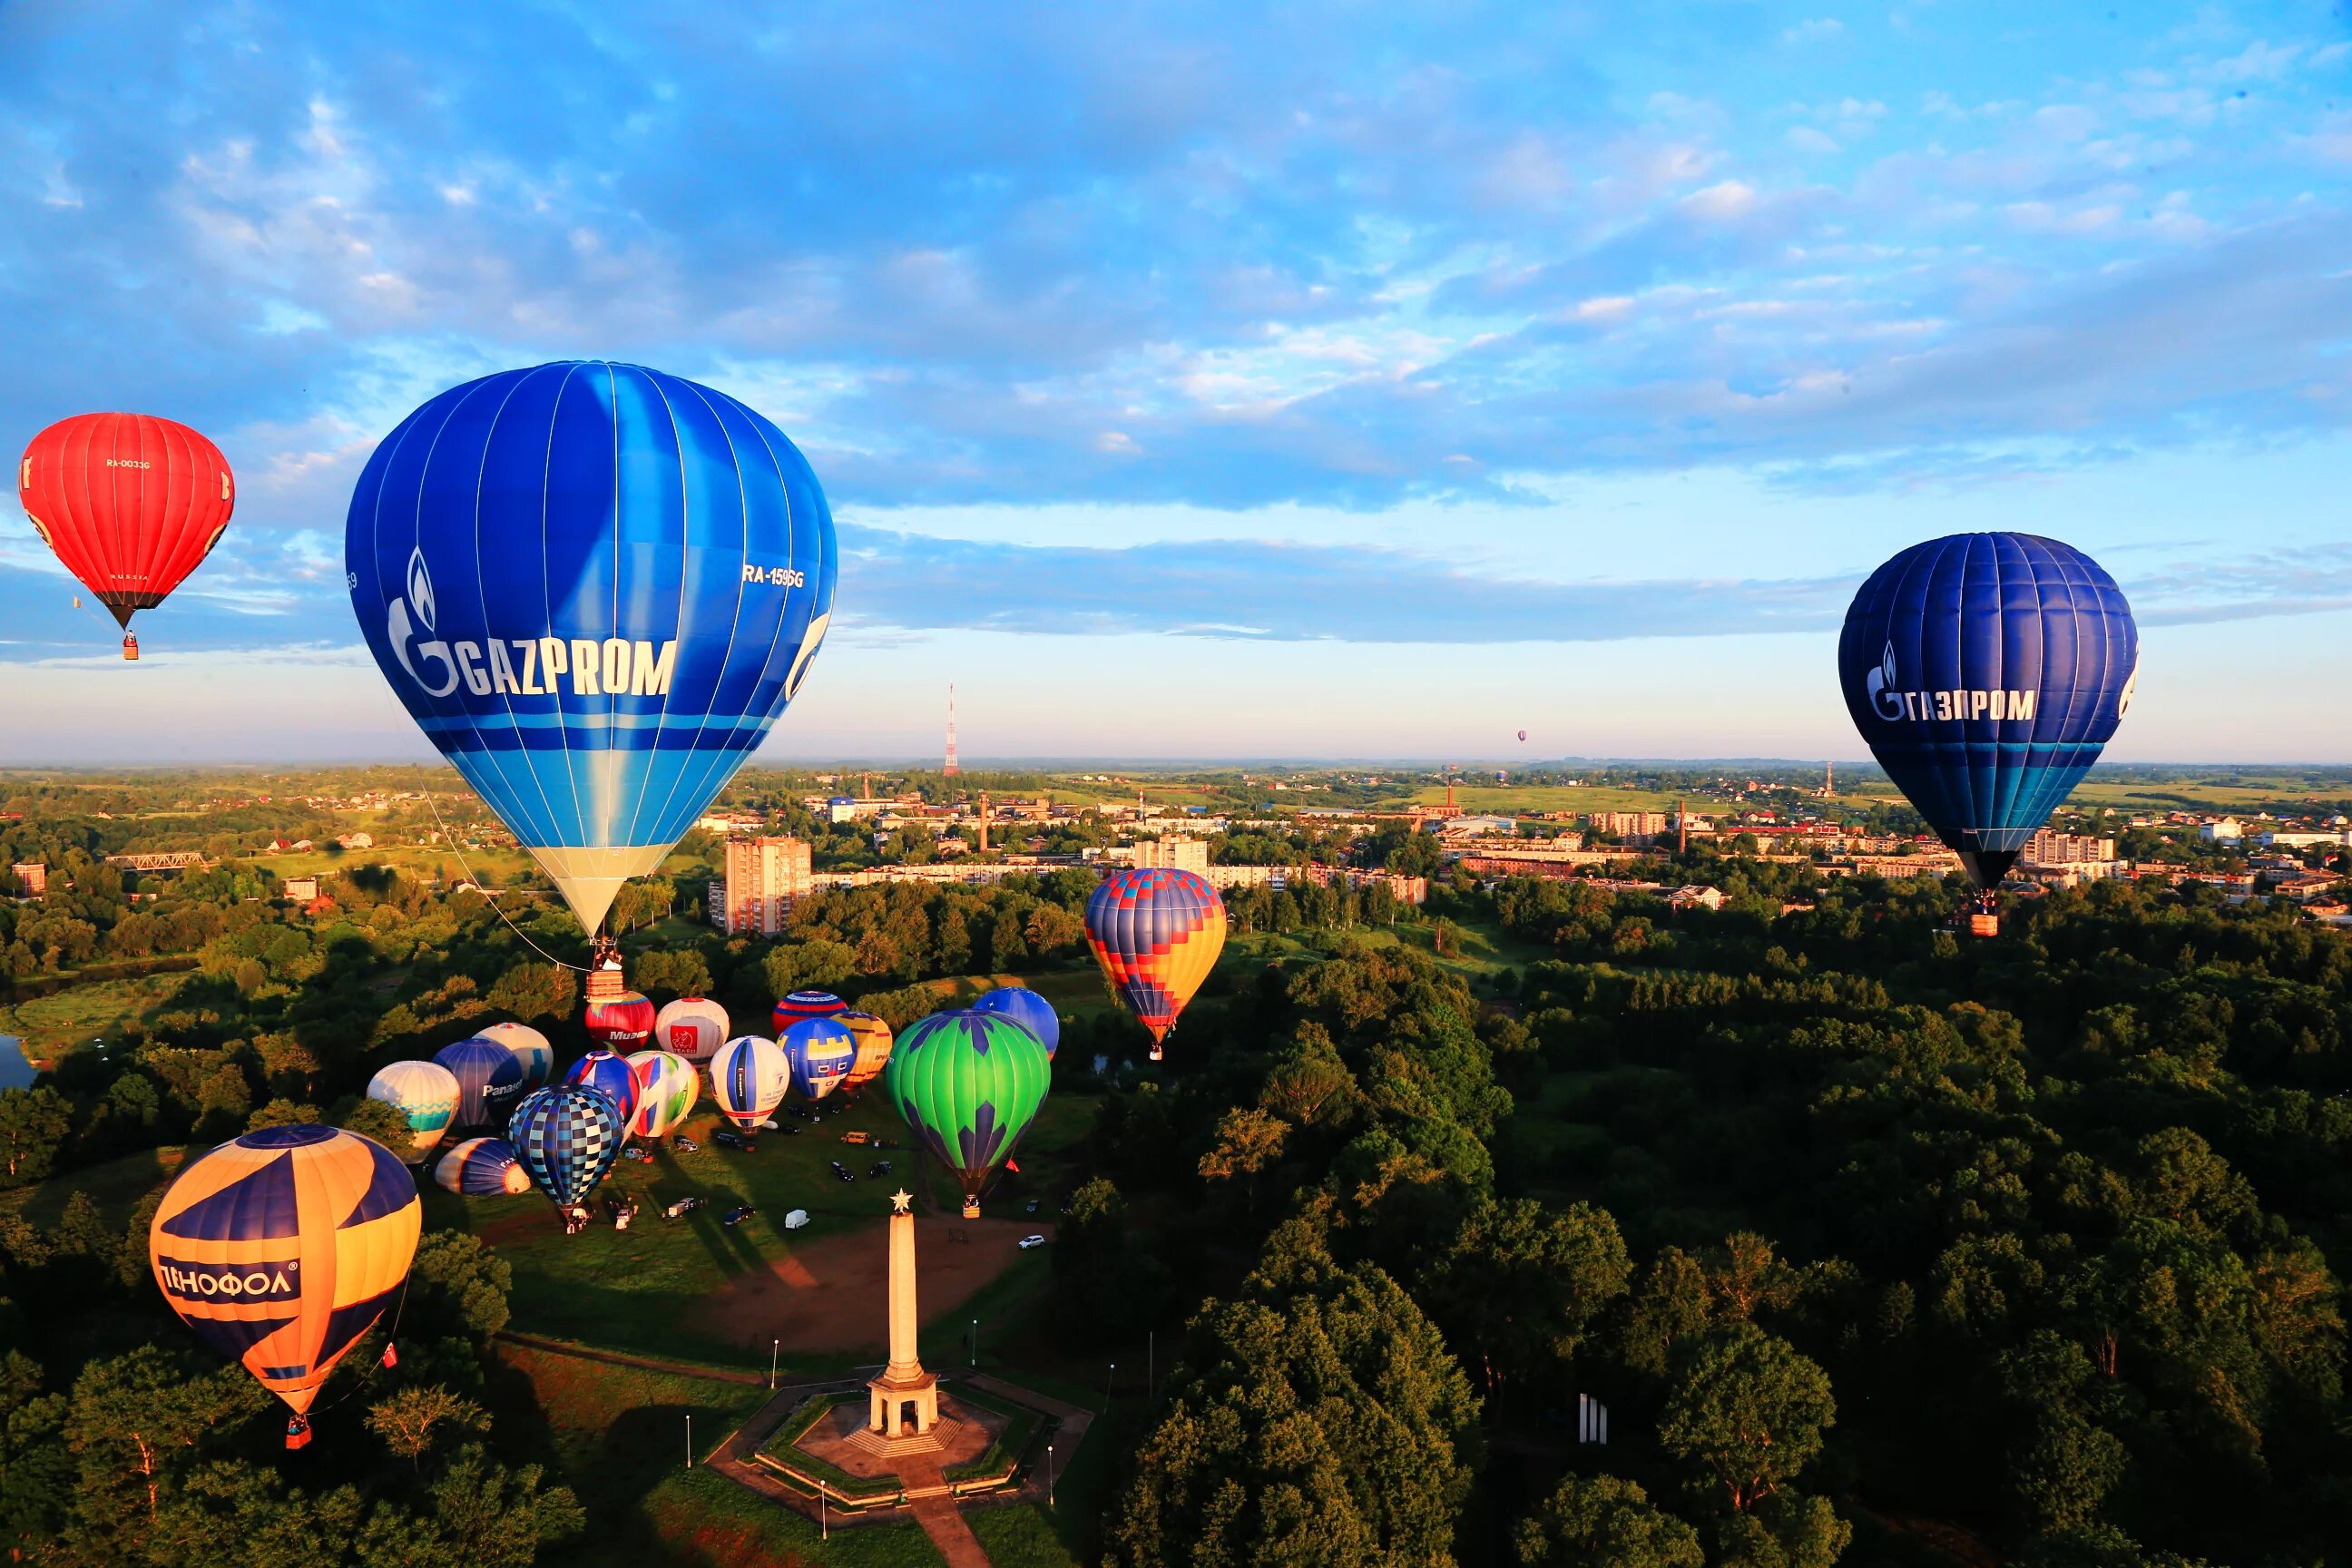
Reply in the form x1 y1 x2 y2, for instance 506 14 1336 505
866 1189 940 1444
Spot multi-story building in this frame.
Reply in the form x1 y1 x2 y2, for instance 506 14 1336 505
1589 811 1668 840
9 863 44 897
709 836 813 936
1131 836 1210 876
2024 830 2118 867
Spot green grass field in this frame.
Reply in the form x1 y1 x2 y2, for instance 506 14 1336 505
0 972 186 1057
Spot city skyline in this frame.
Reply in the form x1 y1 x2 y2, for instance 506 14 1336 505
5 2 2350 760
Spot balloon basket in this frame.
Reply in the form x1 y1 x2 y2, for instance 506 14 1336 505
285 1416 311 1451
122 634 139 662
1147 1044 1163 1063
1968 913 2000 938
962 1199 981 1220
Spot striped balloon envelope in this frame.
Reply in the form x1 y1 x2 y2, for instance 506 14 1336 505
432 1036 526 1132
584 990 656 1052
1084 868 1228 1060
345 362 837 940
884 1011 1052 1219
771 991 846 1034
653 995 729 1063
783 1017 855 1102
149 1125 420 1446
474 1021 554 1090
970 985 1060 1061
709 1035 791 1128
433 1136 532 1197
564 1049 646 1132
508 1086 624 1210
838 1010 894 1091
364 1060 461 1159
624 1050 699 1138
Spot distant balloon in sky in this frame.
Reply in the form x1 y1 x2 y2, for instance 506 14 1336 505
885 1011 1051 1219
434 1136 532 1197
710 1035 791 1129
970 985 1059 1061
625 1049 698 1139
783 1016 856 1102
1839 532 2139 903
365 1060 460 1160
1517 730 1527 742
345 361 837 938
18 412 235 659
473 1021 553 1091
1085 867 1227 1061
150 1125 418 1449
508 1085 624 1214
433 1036 525 1133
653 995 729 1063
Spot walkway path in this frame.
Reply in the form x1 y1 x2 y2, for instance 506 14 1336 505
901 1457 993 1567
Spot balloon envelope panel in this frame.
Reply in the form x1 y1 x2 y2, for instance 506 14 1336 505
343 361 838 936
771 991 846 1034
365 1060 462 1157
784 1017 856 1101
710 1035 790 1126
653 996 729 1062
838 1010 894 1089
433 1037 526 1132
970 985 1059 1060
474 1021 554 1090
883 1011 1051 1211
1838 533 2139 887
19 412 235 629
1084 868 1227 1048
564 1049 645 1130
149 1125 419 1416
433 1137 532 1197
509 1086 623 1208
625 1050 699 1137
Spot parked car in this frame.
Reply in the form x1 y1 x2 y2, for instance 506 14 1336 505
784 1209 810 1230
721 1204 756 1227
713 1129 752 1152
828 1161 855 1181
1024 1199 1040 1214
1018 1234 1047 1250
838 1130 870 1145
619 1144 653 1163
662 1196 705 1220
672 1137 699 1153
779 1122 803 1136
867 1160 893 1178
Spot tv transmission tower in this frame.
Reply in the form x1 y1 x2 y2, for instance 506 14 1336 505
943 684 959 777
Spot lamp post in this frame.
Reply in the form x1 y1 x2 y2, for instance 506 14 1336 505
971 1317 978 1367
684 1413 692 1468
1104 1361 1115 1412
1047 1441 1056 1506
770 1338 779 1390
820 1482 828 1541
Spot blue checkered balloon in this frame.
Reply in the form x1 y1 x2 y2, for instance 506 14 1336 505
508 1085 623 1208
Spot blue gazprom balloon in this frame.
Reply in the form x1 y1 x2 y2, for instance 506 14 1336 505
1838 533 2138 889
346 362 836 936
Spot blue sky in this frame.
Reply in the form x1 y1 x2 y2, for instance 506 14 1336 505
4 1 2350 762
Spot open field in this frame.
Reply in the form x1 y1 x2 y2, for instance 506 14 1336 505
0 972 186 1056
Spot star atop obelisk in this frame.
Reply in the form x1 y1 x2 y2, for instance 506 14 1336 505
890 1189 913 1213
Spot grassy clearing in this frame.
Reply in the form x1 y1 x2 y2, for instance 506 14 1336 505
0 1144 183 1227
0 973 187 1056
634 1447 946 1567
966 1504 1083 1568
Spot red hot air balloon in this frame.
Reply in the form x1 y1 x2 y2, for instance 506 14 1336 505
17 413 235 660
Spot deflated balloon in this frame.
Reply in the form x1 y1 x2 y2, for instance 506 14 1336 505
884 1011 1051 1219
365 1060 461 1159
783 1017 855 1102
433 1137 532 1197
1839 533 2139 890
508 1085 624 1210
970 985 1059 1061
1084 868 1227 1060
345 362 837 938
710 1035 791 1128
19 412 235 645
150 1125 419 1447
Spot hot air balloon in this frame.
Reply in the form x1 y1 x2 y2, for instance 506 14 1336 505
474 1020 554 1090
1517 730 1527 742
653 995 729 1063
970 985 1059 1061
838 1010 895 1092
1839 533 2139 936
344 362 837 945
365 1060 462 1159
150 1125 419 1448
771 990 846 1034
433 1037 526 1132
584 989 656 1052
884 1011 1051 1219
508 1085 624 1220
433 1136 532 1197
564 1049 645 1132
709 1035 791 1130
783 1017 855 1102
625 1049 699 1138
19 412 235 660
1084 867 1228 1061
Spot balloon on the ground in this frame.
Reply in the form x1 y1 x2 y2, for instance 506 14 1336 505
473 1020 554 1090
838 1010 894 1090
344 361 838 938
884 1011 1052 1219
625 1050 698 1138
783 1017 855 1102
653 996 729 1062
433 1137 532 1197
564 1049 645 1131
969 985 1059 1061
149 1125 419 1448
364 1060 461 1158
1839 533 2140 892
432 1036 526 1132
709 1035 790 1128
18 413 235 648
771 991 846 1034
508 1085 624 1210
584 990 656 1052
1084 867 1228 1060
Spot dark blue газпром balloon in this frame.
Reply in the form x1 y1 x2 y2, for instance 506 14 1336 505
1838 533 2138 890
345 362 836 936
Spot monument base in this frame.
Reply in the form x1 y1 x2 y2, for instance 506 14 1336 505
843 1414 963 1460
